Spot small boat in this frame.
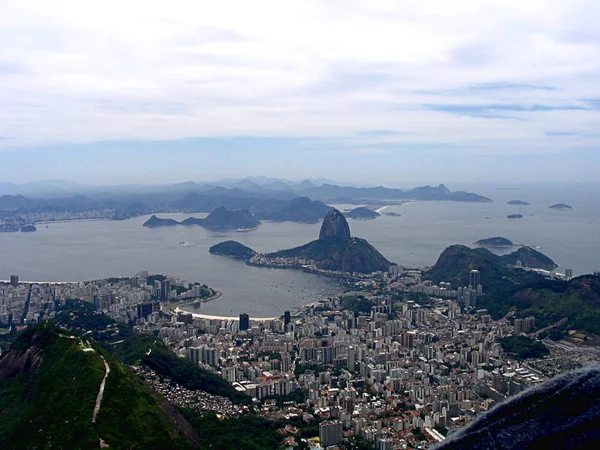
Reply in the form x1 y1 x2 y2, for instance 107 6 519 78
507 213 523 219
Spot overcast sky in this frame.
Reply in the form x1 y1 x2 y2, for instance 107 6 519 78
1 0 599 186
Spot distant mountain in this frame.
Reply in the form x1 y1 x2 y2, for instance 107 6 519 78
266 209 391 273
187 207 260 230
507 200 529 205
0 181 491 224
345 207 380 220
0 323 198 449
297 183 491 203
144 208 261 230
251 197 332 223
209 240 257 260
143 215 179 227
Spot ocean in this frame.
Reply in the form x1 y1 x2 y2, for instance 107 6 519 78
1 183 598 317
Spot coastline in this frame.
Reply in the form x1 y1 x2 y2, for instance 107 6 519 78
168 291 222 314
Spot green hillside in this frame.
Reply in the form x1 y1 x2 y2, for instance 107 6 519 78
0 322 197 449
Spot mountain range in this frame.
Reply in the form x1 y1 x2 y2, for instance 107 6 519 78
0 180 491 225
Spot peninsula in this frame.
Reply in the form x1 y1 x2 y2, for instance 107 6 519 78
143 207 261 230
210 209 392 274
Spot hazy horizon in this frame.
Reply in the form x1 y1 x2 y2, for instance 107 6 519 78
1 1 599 185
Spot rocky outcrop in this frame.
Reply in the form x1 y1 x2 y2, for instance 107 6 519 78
319 209 351 241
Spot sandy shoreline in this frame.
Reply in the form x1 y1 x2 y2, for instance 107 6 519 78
172 291 279 321
175 309 279 322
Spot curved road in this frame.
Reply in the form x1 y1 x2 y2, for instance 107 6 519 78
92 353 110 423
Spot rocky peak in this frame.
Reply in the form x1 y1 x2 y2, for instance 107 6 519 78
319 209 351 241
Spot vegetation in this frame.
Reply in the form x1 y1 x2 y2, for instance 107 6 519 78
475 236 513 247
209 240 257 259
499 335 550 360
0 322 196 449
341 295 373 314
141 341 251 405
182 411 284 450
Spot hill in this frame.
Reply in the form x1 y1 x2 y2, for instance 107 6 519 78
507 200 529 205
209 240 257 259
0 322 198 449
143 208 261 230
182 207 260 230
426 246 600 334
250 197 332 223
345 206 380 219
265 209 391 273
500 246 557 271
143 215 179 227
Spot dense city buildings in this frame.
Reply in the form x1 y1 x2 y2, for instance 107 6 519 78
1 267 599 449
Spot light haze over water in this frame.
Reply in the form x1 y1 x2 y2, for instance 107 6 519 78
1 184 598 318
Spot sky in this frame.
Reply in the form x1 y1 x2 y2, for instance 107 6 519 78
0 0 599 186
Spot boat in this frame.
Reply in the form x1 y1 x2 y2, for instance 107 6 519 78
507 213 523 219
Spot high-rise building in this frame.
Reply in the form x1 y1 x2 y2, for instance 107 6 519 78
319 420 343 447
10 275 18 287
470 270 481 289
239 313 250 331
284 310 291 326
565 269 573 280
161 279 172 300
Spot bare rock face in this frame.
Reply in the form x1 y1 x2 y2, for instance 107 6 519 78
319 209 351 241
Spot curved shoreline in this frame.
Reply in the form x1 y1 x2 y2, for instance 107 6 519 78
173 291 280 321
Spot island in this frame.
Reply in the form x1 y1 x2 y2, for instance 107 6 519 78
507 200 529 205
385 212 401 217
182 207 260 230
142 215 179 227
344 206 380 220
242 209 392 274
549 203 573 211
20 224 37 232
475 237 514 248
209 240 257 260
143 208 261 230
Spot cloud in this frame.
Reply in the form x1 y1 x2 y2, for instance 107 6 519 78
0 0 598 163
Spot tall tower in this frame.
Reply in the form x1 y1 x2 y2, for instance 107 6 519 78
10 275 18 287
239 313 250 331
470 270 481 289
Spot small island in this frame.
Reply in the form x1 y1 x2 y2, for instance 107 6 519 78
143 207 261 230
20 224 37 232
385 212 401 217
143 215 179 228
549 203 572 211
345 206 380 220
475 237 514 248
209 240 257 260
507 200 529 206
